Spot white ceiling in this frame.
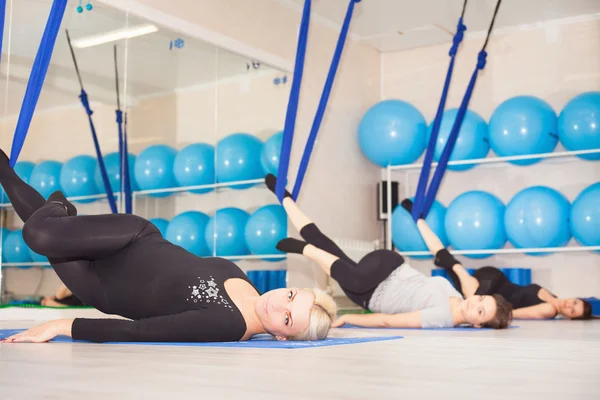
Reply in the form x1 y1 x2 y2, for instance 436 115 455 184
1 0 599 117
0 0 268 116
285 0 600 52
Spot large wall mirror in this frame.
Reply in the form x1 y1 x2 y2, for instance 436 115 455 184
0 0 291 305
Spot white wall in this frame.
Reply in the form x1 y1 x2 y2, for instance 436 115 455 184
381 17 600 297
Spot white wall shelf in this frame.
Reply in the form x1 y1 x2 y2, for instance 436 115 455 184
0 253 287 268
399 245 600 257
388 148 600 171
0 178 268 209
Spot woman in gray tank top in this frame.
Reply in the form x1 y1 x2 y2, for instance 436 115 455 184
265 175 513 329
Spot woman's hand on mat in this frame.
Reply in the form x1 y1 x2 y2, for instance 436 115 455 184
0 319 73 343
331 315 348 328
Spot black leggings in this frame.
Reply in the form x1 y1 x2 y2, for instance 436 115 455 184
0 155 154 309
299 224 404 309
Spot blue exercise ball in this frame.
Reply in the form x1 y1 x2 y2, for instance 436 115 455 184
30 160 63 199
29 248 48 263
1 161 36 204
134 145 178 197
1 228 11 261
166 211 211 257
558 92 600 161
14 161 36 182
505 186 571 252
489 96 558 165
261 131 283 176
216 133 263 190
391 198 448 259
149 218 169 238
245 204 287 260
3 230 32 263
426 108 489 171
445 191 506 258
205 207 250 257
358 100 427 166
570 183 600 246
60 155 99 202
95 152 138 194
173 143 215 194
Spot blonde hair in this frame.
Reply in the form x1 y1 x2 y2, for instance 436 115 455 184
289 288 337 341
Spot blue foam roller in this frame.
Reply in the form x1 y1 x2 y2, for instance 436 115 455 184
255 270 269 293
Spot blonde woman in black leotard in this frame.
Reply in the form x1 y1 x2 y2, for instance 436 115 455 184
0 149 336 344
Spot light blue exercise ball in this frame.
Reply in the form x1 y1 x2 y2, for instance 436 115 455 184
95 152 138 194
489 96 558 165
205 207 250 257
29 248 48 263
391 198 448 259
245 204 287 261
60 155 99 202
358 100 427 166
14 161 36 182
149 218 169 238
173 143 215 194
1 227 11 261
30 160 63 199
1 161 36 204
504 186 571 253
166 211 211 257
216 133 264 190
558 92 600 160
426 108 489 171
261 131 283 176
3 230 32 263
134 145 178 197
445 191 506 258
570 182 600 246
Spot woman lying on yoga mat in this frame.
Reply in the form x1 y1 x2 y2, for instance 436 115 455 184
265 175 512 330
0 150 336 344
404 200 593 321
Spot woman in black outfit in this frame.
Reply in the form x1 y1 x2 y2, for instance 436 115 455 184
0 150 336 343
403 199 593 320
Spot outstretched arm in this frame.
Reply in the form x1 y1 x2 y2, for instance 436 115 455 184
512 303 557 319
332 311 422 329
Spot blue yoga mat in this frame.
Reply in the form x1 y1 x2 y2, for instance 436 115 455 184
0 329 402 349
338 324 519 331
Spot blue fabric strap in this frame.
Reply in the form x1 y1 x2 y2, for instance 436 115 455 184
412 0 501 220
80 90 118 214
0 0 6 64
411 16 466 221
420 51 488 216
123 114 132 214
9 0 67 166
275 0 312 202
116 110 132 214
291 0 360 200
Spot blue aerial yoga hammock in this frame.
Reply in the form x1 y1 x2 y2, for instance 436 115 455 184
113 44 132 214
65 30 118 214
0 0 6 64
8 0 67 167
275 0 360 202
411 0 502 221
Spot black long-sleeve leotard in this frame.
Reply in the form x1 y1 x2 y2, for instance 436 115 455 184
1 152 258 343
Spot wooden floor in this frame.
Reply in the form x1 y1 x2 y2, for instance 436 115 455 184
1 318 599 399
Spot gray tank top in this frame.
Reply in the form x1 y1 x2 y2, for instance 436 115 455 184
368 264 462 328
